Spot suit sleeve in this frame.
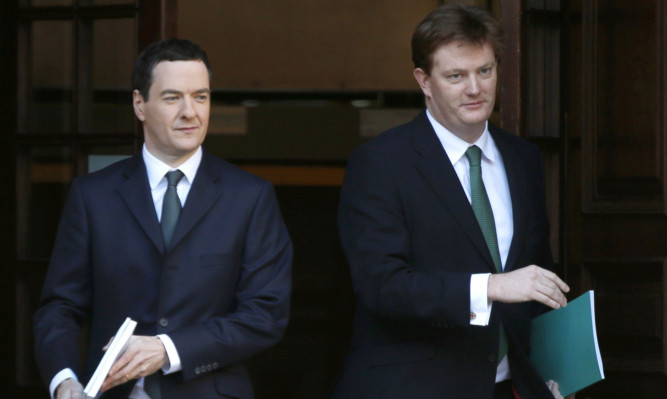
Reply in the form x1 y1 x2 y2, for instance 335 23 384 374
169 182 292 381
33 178 92 385
338 146 471 328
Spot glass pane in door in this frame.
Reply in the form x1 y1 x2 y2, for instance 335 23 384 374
82 143 135 174
21 21 74 133
89 18 136 133
16 146 73 260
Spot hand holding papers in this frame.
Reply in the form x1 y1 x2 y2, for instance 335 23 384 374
530 290 605 397
83 317 137 399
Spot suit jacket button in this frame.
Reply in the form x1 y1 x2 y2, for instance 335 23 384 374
159 318 169 327
195 366 201 374
212 362 219 369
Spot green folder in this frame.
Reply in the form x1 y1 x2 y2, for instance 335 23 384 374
529 290 605 397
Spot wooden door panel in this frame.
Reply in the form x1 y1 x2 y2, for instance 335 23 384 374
569 0 667 394
578 0 665 213
502 1 667 396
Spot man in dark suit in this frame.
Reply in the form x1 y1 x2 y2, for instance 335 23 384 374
333 5 569 399
33 39 292 399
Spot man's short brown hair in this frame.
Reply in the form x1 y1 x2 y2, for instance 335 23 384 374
411 4 504 74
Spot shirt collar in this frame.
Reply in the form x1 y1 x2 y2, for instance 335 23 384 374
142 144 203 190
426 109 496 165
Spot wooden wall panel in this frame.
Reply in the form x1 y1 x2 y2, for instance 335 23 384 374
583 261 664 373
569 1 667 392
580 0 666 213
178 0 438 90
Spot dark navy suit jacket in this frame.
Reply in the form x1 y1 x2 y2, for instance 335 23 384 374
34 150 292 399
332 111 555 399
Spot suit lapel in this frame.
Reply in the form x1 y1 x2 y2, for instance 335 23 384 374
491 127 526 273
117 154 165 254
411 112 497 273
168 151 224 250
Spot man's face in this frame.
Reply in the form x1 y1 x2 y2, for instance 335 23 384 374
413 40 497 142
133 60 210 166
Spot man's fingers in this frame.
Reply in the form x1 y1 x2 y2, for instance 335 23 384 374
108 353 130 377
57 380 84 399
536 281 567 308
101 370 130 392
555 276 570 293
103 352 152 391
546 380 564 399
534 291 562 310
102 354 139 392
541 268 570 293
102 335 115 351
534 268 569 307
108 336 139 375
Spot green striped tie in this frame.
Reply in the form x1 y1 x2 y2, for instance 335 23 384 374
465 145 508 364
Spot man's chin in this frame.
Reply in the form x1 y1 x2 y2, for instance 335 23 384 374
461 112 492 126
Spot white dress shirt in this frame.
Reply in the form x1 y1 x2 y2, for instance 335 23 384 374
49 145 202 399
426 110 514 382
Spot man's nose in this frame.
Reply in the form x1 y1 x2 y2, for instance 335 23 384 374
466 75 481 95
180 97 196 118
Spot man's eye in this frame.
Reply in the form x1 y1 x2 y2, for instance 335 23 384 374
196 95 209 102
480 68 492 75
448 74 461 81
164 96 178 102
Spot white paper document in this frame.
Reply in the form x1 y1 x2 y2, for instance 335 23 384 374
83 317 137 399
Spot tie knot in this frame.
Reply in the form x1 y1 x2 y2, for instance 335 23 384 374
465 145 482 167
166 170 184 187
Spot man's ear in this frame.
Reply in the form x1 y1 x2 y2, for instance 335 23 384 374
133 90 146 122
413 68 431 98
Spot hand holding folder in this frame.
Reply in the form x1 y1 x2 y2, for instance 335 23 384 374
83 317 137 399
530 291 605 397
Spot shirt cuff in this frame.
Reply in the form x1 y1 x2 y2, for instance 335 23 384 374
470 273 493 326
157 334 182 374
50 368 77 399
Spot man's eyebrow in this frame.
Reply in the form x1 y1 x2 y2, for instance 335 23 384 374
441 68 464 75
159 88 210 96
160 89 183 96
443 61 497 74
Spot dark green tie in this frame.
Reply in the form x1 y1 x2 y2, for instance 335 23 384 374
161 170 184 247
465 145 508 363
144 374 161 399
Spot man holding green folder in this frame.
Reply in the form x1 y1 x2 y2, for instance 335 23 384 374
333 4 572 399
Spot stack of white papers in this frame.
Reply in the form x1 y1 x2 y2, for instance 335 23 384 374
84 317 137 399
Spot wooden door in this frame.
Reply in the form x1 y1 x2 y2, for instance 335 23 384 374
501 1 667 397
0 1 175 397
567 1 666 396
